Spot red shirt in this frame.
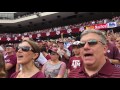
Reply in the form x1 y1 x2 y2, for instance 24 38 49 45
68 56 82 71
68 60 120 78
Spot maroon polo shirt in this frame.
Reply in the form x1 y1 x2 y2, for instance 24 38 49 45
68 59 120 78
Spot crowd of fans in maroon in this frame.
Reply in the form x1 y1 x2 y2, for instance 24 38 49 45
0 16 120 78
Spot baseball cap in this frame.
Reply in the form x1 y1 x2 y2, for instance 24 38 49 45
72 41 81 48
5 44 14 48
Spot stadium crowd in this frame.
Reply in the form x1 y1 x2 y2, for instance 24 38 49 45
0 15 120 78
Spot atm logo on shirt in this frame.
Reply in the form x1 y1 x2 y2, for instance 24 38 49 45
71 60 81 69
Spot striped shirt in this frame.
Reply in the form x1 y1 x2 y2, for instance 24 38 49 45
68 60 120 78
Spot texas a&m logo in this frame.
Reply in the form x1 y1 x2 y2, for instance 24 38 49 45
71 60 80 69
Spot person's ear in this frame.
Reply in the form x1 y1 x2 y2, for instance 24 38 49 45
104 45 108 54
32 53 39 60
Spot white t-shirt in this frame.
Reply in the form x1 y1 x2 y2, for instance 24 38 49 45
36 52 47 65
0 46 4 52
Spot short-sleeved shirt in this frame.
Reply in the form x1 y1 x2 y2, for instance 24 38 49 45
106 42 120 60
10 71 45 78
68 59 120 78
68 56 82 71
43 61 66 78
37 52 47 65
4 54 17 78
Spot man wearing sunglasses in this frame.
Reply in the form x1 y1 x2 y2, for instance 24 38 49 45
68 30 120 78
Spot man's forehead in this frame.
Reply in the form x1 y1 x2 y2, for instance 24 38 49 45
81 33 101 40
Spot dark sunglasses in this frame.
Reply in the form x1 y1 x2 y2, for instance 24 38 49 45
16 46 33 52
79 39 104 48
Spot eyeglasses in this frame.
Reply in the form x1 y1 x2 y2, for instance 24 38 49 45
16 46 33 52
79 39 104 48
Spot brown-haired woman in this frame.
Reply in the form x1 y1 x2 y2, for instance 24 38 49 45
10 40 45 78
0 53 7 78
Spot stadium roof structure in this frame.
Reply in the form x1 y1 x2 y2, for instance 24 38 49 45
0 12 120 33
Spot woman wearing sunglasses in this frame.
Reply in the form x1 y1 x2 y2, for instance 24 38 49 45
10 40 45 78
42 47 66 78
68 30 120 78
